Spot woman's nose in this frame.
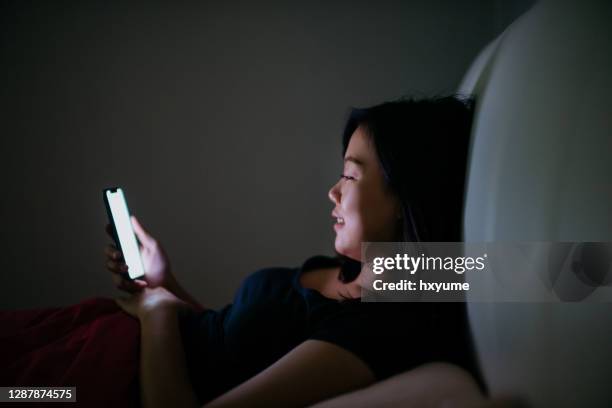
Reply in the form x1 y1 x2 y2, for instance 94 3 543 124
328 181 341 204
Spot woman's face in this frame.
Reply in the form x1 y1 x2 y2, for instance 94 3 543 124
328 125 402 261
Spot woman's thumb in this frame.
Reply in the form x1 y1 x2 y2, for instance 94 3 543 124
131 215 153 246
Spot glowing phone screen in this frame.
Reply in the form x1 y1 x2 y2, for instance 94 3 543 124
105 188 145 279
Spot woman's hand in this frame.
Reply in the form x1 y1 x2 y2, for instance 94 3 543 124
104 215 179 294
115 286 188 320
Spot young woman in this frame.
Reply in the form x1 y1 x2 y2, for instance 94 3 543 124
106 95 488 407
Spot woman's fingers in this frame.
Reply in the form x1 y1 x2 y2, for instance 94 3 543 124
105 223 114 239
111 271 146 293
111 271 131 291
105 224 146 293
118 280 140 293
111 271 123 287
105 245 123 261
106 259 128 273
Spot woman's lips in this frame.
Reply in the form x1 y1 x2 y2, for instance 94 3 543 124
332 211 345 230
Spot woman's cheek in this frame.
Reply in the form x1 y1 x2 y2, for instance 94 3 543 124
345 216 367 254
334 217 361 259
349 217 366 244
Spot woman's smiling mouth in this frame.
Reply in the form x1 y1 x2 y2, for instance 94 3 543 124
332 211 345 229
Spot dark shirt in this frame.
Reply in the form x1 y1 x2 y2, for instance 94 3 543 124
179 254 484 404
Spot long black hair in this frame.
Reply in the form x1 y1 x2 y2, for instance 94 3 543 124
337 95 476 283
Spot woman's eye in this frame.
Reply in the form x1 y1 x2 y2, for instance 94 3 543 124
340 174 356 181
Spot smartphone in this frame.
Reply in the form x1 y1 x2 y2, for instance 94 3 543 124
103 187 146 280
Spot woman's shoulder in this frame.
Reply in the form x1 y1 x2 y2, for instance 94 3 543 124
244 254 340 283
239 265 295 292
300 254 341 271
235 255 341 299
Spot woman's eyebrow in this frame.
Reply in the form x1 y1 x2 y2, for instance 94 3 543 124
344 155 365 167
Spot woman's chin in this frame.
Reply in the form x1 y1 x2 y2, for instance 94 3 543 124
334 241 346 256
334 240 360 261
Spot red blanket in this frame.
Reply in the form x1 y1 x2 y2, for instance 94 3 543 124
0 297 141 407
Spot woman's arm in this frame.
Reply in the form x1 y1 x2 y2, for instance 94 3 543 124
139 305 200 408
203 339 375 408
115 287 201 408
306 363 527 407
122 284 375 408
307 362 486 408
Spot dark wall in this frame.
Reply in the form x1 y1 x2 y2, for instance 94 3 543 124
0 0 534 309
